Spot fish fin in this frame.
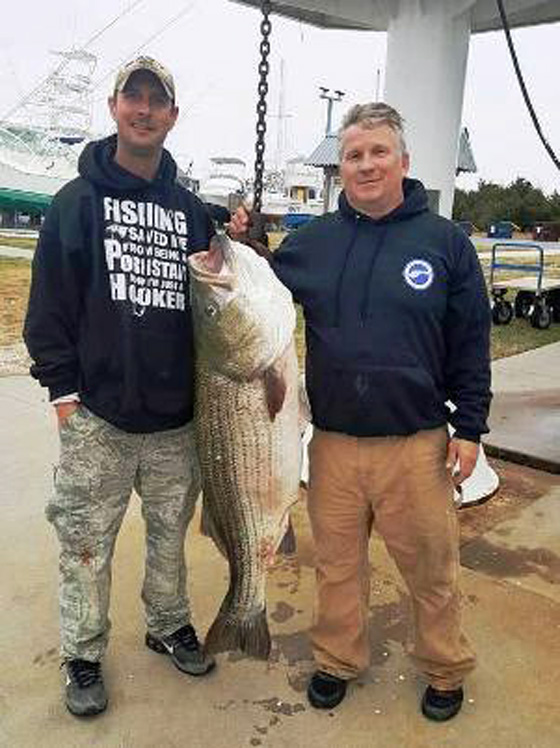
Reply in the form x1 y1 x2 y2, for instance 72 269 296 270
277 518 297 556
263 365 287 421
205 609 271 660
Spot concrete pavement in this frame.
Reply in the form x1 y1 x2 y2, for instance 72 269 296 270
484 342 560 473
1 364 560 747
2 237 560 260
0 245 34 260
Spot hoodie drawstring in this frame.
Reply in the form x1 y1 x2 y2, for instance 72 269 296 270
334 218 360 326
334 219 389 326
360 225 388 322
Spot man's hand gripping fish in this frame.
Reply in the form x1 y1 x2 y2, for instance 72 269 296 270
188 233 300 659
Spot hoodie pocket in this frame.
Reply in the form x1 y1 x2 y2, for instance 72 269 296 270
308 363 444 436
136 326 195 414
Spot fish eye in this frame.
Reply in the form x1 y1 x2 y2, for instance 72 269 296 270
204 303 218 318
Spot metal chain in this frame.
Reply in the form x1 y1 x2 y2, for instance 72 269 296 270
253 0 272 214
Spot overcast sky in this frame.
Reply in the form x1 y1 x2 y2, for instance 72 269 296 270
1 0 558 193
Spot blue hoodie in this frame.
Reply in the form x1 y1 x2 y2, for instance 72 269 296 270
272 178 491 442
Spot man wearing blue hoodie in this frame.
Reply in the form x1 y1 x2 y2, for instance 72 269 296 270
229 102 491 722
24 57 216 717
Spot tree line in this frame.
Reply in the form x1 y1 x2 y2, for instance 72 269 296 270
452 178 560 231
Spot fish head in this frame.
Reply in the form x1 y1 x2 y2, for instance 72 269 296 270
188 232 237 323
188 233 295 379
189 233 253 371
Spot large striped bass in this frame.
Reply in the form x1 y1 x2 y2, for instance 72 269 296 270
188 233 300 659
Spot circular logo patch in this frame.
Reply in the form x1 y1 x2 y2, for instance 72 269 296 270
403 259 434 290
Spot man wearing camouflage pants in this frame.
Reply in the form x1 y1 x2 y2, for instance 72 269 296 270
24 57 215 716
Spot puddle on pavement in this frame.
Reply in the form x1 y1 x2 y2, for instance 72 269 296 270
461 538 560 584
459 459 560 584
461 537 560 584
270 601 296 623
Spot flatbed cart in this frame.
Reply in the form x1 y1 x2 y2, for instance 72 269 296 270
489 242 560 329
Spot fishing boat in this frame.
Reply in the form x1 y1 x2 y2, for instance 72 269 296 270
0 50 95 226
198 153 324 220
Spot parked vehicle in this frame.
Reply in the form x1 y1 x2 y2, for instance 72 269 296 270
487 221 518 239
532 222 560 242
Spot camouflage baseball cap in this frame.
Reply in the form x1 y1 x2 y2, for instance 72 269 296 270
114 56 175 101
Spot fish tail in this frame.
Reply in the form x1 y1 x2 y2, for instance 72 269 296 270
205 609 271 660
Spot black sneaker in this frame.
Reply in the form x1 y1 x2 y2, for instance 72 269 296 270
307 670 348 709
64 659 108 717
421 685 464 722
145 624 215 676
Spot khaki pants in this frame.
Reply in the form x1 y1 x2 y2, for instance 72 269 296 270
307 426 475 690
47 406 201 662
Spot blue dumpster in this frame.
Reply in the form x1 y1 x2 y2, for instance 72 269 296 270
487 221 514 239
282 213 315 231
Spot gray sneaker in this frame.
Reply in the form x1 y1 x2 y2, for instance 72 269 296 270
65 659 108 717
145 624 216 676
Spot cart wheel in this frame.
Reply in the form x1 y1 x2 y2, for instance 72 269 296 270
529 302 552 330
492 299 513 325
550 290 560 323
514 291 533 319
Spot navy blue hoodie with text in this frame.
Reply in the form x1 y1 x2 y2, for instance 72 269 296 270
24 135 214 433
272 179 491 442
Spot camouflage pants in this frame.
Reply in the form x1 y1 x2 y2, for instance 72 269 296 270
46 405 201 662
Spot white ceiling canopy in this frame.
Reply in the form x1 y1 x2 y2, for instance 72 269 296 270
230 1 560 32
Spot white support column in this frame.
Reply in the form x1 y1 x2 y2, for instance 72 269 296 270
384 0 474 217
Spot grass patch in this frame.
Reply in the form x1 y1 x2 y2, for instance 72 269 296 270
268 231 285 251
295 307 305 368
0 258 31 346
491 316 560 359
0 236 37 251
1 250 559 362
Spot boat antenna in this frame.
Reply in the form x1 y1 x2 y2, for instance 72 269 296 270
1 0 145 122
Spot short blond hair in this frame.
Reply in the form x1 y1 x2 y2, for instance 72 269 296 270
339 103 407 156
